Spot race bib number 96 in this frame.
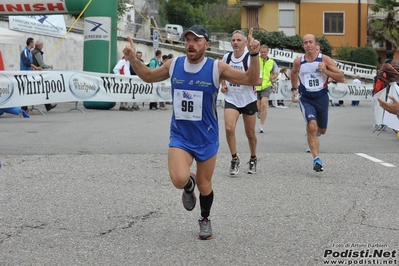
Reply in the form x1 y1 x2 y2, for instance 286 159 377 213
174 89 203 121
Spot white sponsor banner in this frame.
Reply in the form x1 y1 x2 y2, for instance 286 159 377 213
371 88 386 125
0 70 375 109
270 80 374 101
382 82 399 130
0 1 67 15
268 48 376 80
9 15 67 38
84 17 111 42
0 70 171 108
218 81 375 105
219 41 233 52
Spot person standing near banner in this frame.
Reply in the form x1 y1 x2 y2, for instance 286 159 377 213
377 50 399 88
290 34 344 172
32 40 57 112
20 37 41 112
148 49 162 110
20 37 35 71
377 50 399 118
113 55 133 111
130 51 144 110
277 67 290 107
351 75 362 106
123 25 260 240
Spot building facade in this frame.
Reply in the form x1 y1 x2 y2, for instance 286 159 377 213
239 0 377 53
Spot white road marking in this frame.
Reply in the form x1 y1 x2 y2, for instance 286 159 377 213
380 162 396 167
356 153 396 167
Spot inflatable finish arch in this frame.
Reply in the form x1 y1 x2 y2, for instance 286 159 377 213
0 0 118 74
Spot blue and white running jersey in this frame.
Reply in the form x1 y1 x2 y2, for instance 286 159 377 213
169 56 220 145
298 53 328 99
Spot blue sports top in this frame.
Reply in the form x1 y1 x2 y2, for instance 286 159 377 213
169 56 219 145
298 53 328 99
20 46 33 71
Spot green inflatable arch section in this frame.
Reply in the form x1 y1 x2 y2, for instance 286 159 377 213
0 0 118 109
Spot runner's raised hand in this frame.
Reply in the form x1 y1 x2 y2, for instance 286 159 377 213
246 28 260 54
123 36 136 61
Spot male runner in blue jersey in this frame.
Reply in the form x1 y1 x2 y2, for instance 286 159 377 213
123 25 260 240
290 34 344 172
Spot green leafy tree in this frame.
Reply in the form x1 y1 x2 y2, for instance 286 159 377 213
252 31 333 56
253 31 288 48
285 35 302 51
349 46 379 66
368 0 399 51
316 36 333 57
117 0 133 19
162 0 206 27
335 44 355 61
265 31 288 48
187 0 218 8
71 0 132 19
203 1 241 33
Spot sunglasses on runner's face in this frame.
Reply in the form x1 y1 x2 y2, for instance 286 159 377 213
232 30 246 35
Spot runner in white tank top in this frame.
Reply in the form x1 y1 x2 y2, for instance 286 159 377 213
220 30 261 175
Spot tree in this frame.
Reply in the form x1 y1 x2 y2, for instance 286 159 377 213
252 31 333 56
203 1 241 33
186 0 218 8
316 36 333 57
72 0 132 19
159 0 240 31
117 0 133 19
349 46 379 66
335 44 355 61
368 0 399 51
161 0 207 28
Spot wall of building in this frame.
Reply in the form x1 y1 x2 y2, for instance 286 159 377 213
258 3 279 32
0 21 186 72
299 2 368 49
0 21 84 71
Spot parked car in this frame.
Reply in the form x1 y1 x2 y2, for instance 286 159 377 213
165 24 184 42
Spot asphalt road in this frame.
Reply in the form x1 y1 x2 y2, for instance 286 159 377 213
0 101 398 266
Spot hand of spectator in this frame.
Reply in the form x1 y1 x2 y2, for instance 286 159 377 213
378 95 399 115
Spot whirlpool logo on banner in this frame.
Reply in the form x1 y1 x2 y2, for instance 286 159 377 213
0 70 173 108
69 73 100 100
100 75 171 100
0 74 14 105
14 72 67 100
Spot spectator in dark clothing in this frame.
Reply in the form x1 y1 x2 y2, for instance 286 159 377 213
32 40 57 111
20 37 41 112
377 50 399 115
148 50 162 110
377 50 399 85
